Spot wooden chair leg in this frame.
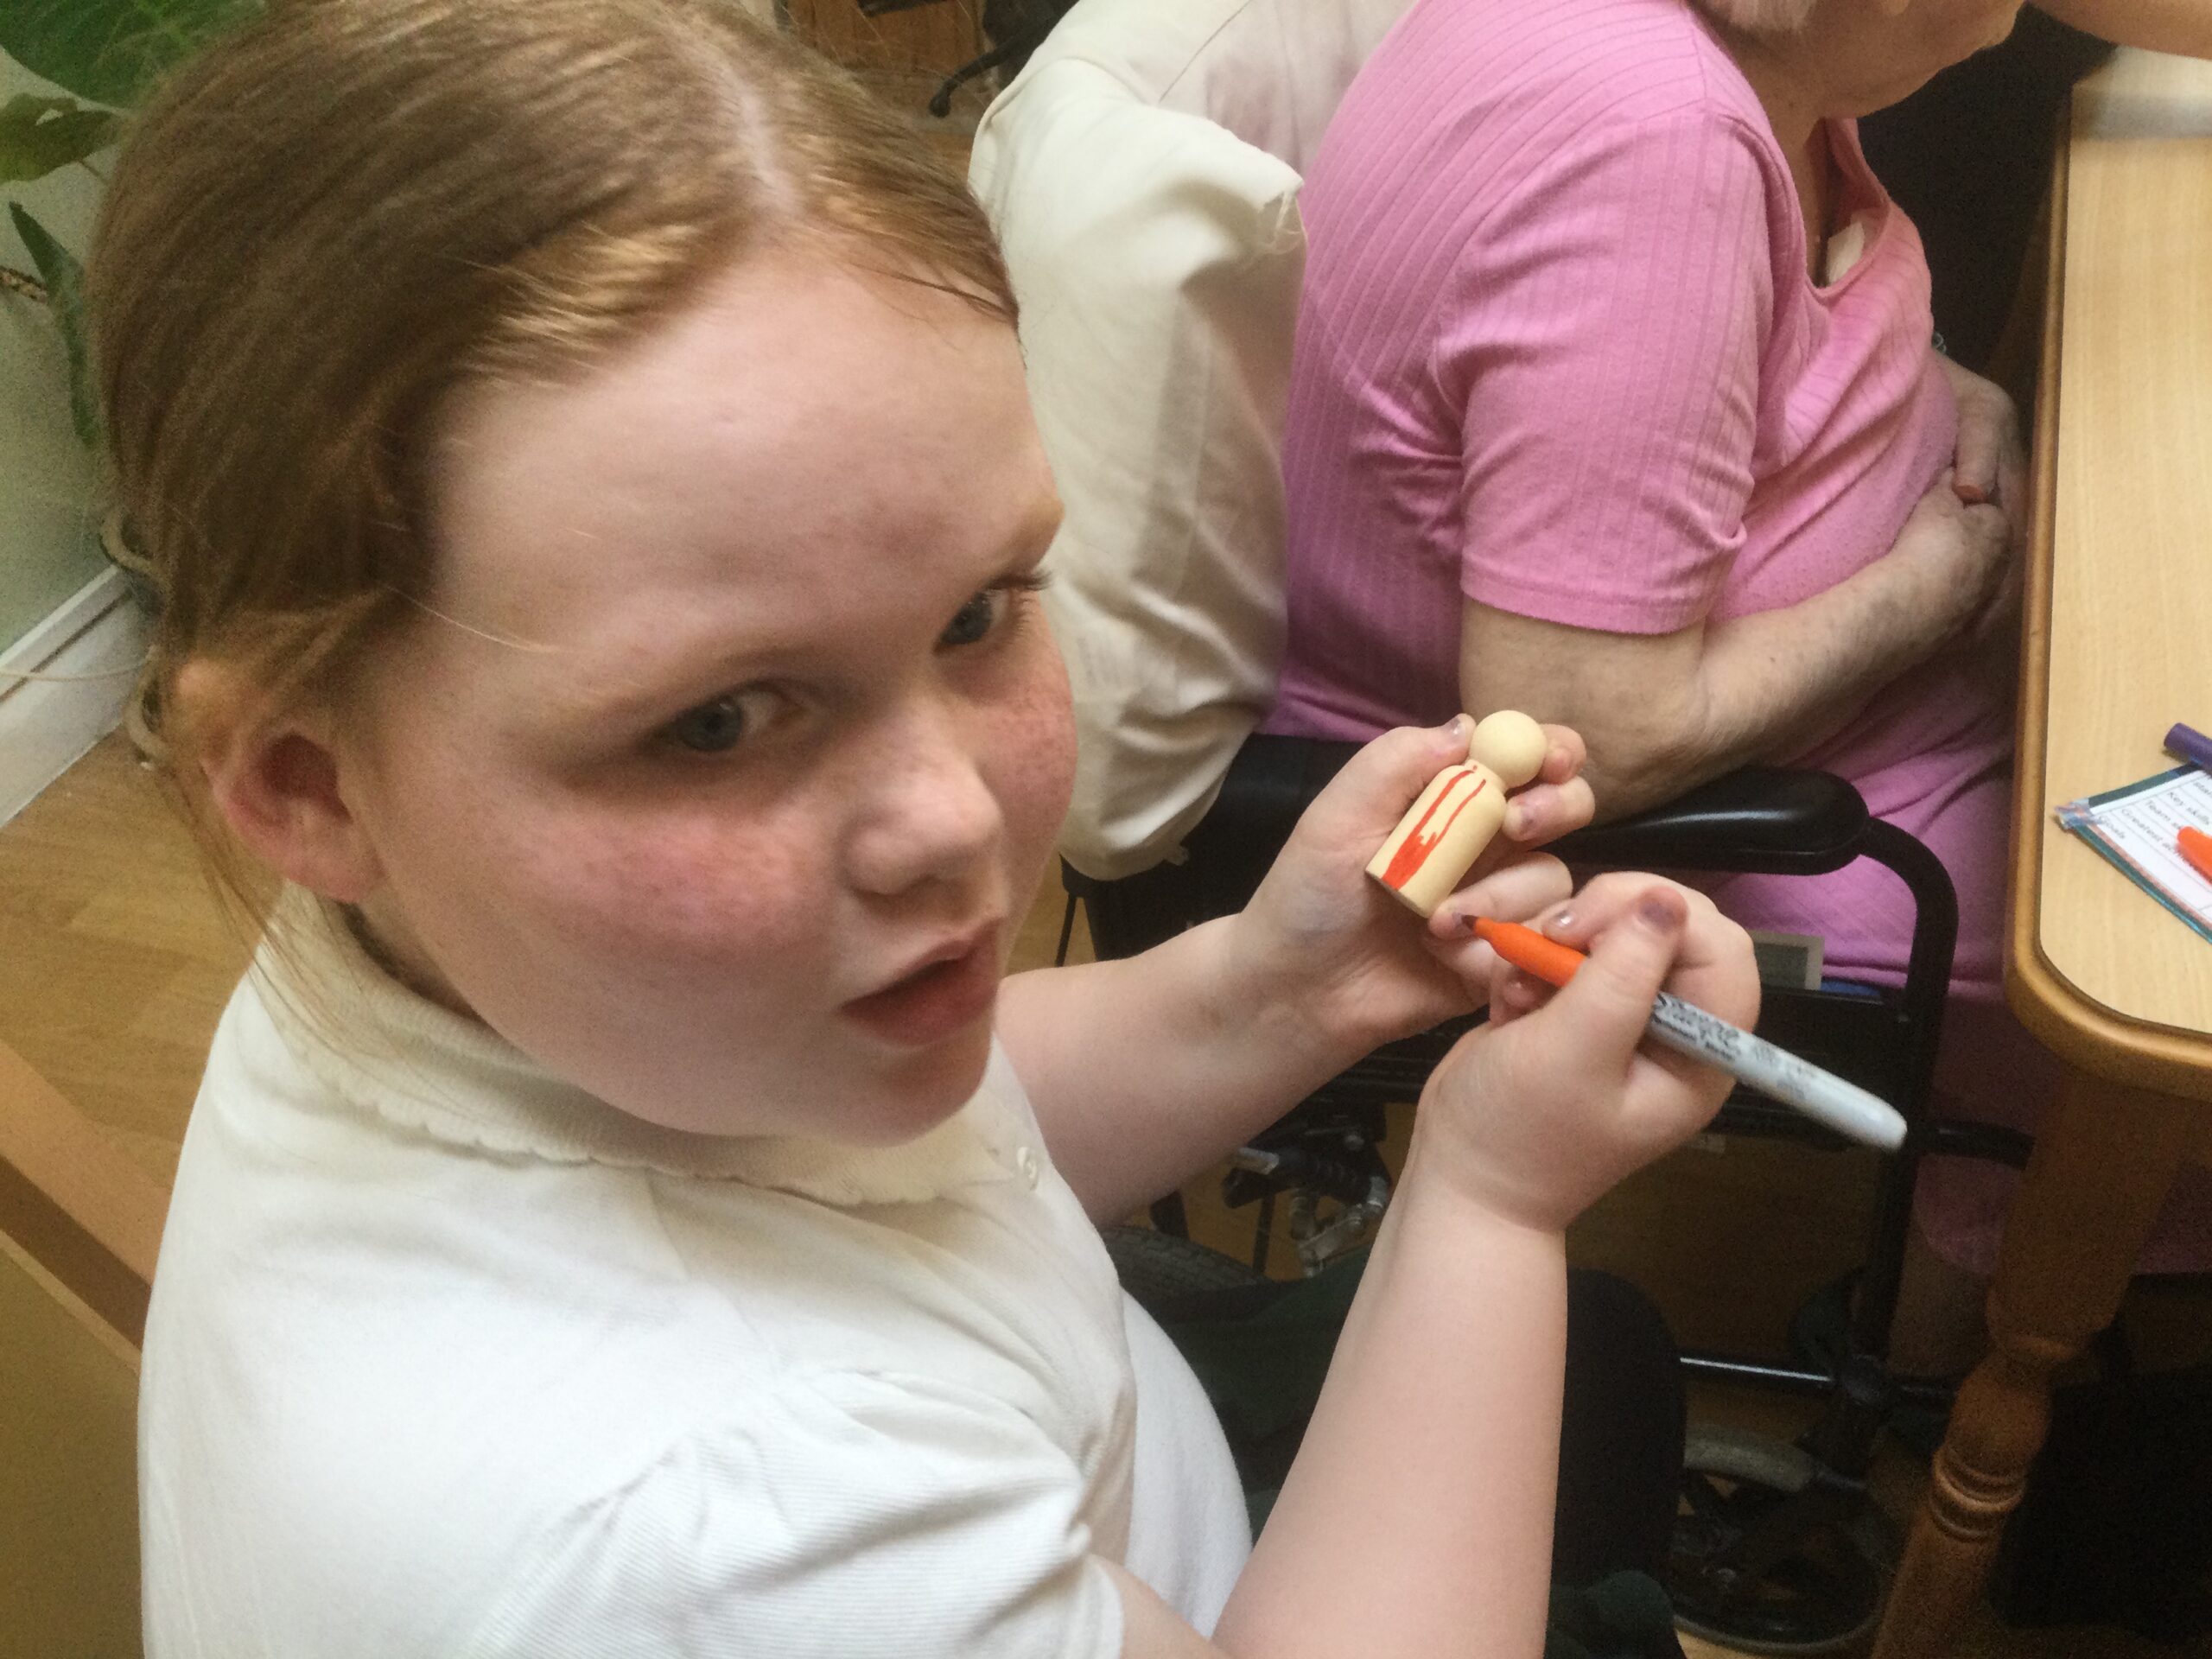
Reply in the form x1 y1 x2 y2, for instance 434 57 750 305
1871 1071 2197 1659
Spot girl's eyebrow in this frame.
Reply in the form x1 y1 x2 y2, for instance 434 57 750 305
549 640 782 731
544 607 855 732
549 493 1065 733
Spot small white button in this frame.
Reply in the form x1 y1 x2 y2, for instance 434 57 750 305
1014 1146 1040 1188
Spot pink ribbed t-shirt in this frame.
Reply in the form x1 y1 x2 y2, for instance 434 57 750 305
1267 0 2014 999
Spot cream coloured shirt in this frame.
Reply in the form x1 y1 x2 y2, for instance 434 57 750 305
139 895 1248 1656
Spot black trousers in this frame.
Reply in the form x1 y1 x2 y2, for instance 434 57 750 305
1555 1268 1687 1586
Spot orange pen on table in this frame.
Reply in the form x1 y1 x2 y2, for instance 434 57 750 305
2178 826 2212 885
1471 918 1908 1150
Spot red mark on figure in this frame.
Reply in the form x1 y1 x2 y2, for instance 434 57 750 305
1382 769 1488 888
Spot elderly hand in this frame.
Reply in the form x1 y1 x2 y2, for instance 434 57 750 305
1939 355 2025 515
1890 463 2013 654
1937 354 2030 647
1228 716 1595 1063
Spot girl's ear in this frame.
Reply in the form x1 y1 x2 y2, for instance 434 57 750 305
174 660 386 904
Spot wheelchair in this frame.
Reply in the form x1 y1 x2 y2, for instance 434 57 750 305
1060 732 2034 1655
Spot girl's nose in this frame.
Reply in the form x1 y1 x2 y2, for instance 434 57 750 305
841 703 1005 899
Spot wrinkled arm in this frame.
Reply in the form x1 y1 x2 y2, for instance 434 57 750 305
1458 514 1974 817
1459 356 2022 817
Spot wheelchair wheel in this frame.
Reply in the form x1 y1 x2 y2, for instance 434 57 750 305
1669 1424 1896 1656
1103 1225 1269 1313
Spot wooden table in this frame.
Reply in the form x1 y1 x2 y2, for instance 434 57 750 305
1872 48 2212 1659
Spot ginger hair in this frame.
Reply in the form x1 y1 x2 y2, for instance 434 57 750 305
88 0 1015 918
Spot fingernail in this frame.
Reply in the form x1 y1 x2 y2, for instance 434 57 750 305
1637 893 1683 932
1955 482 1989 505
1505 803 1530 836
1445 714 1471 743
1541 908 1574 937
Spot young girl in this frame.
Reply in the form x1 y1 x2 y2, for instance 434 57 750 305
96 3 1759 1655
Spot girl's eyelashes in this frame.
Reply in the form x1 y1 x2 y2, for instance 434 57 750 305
661 686 790 754
657 571 1050 756
938 571 1051 651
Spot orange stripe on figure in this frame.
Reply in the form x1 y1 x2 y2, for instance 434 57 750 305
1381 769 1487 889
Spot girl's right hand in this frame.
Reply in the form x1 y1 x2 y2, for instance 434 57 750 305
1408 874 1759 1233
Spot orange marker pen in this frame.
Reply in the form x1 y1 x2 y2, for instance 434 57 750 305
1471 918 1588 987
2179 826 2212 885
1470 918 1907 1150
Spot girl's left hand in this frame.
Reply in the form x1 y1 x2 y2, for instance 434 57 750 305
1228 716 1595 1063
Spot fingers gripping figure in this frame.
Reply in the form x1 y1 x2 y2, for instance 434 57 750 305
1367 710 1550 916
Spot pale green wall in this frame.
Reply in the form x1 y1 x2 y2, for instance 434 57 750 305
1 57 108 654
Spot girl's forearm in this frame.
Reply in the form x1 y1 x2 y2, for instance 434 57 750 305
1211 1159 1567 1659
999 918 1363 1221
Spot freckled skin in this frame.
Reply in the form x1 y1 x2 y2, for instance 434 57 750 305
335 250 1076 1143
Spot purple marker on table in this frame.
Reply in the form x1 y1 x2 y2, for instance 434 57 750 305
2166 723 2212 772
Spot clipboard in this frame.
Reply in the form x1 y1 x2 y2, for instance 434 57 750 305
2056 766 2212 946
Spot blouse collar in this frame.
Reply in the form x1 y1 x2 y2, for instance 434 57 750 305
251 887 1028 1206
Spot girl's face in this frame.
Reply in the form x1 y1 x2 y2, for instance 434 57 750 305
337 248 1075 1142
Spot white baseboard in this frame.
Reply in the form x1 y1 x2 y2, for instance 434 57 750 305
0 567 148 828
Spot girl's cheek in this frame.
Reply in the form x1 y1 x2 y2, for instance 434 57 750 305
995 645 1077 833
528 804 828 962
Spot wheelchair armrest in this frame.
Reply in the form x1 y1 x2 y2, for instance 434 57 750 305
1553 766 1870 877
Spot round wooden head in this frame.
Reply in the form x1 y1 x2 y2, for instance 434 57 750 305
1465 710 1547 788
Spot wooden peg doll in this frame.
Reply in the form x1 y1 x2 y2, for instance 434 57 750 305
1367 710 1548 917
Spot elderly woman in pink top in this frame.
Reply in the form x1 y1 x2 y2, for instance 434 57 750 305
1268 0 2212 1355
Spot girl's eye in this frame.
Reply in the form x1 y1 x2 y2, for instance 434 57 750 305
663 689 783 754
666 697 747 753
938 588 1007 649
938 574 1049 651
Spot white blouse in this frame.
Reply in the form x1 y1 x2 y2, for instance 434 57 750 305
140 893 1248 1656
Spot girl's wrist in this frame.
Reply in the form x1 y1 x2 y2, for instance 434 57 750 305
1395 1121 1577 1247
1202 912 1371 1088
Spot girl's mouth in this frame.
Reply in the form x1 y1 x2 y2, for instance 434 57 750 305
840 932 1000 1047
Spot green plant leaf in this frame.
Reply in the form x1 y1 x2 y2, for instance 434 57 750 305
9 203 99 448
0 0 259 109
0 94 119 182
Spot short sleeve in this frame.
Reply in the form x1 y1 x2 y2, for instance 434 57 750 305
1443 111 1779 635
467 1372 1124 1658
